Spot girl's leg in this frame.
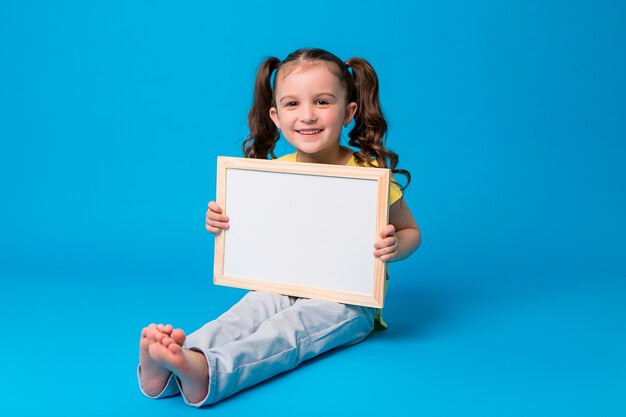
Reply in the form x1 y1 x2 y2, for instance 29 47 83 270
138 291 296 400
184 298 375 407
184 290 297 350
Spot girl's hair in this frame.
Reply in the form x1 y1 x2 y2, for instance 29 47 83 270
243 48 410 190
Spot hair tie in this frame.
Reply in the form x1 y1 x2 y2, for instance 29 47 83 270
345 62 354 75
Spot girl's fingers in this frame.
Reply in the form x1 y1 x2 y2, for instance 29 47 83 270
380 251 398 262
375 225 397 260
206 219 230 230
206 222 230 235
208 201 223 213
206 225 222 234
207 211 229 222
373 237 397 249
379 224 396 238
373 243 398 257
206 203 229 235
376 247 397 257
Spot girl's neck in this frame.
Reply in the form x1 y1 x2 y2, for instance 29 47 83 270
296 146 353 165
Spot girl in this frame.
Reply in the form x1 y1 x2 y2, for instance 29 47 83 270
138 48 421 407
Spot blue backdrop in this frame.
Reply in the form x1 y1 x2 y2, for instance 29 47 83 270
1 1 625 416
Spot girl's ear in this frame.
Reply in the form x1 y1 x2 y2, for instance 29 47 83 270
344 102 358 125
269 106 280 129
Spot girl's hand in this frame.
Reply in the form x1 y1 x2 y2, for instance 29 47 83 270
205 201 230 235
373 224 398 262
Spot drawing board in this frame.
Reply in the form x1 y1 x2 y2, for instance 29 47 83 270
213 156 390 308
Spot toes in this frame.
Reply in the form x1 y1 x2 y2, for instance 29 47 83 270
144 324 181 347
145 327 156 341
146 326 167 342
170 329 187 345
149 339 182 362
146 326 159 342
161 336 174 348
146 324 158 340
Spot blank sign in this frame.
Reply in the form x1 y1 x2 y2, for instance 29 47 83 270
213 157 390 308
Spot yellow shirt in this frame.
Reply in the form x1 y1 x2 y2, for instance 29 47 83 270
276 152 403 328
276 153 403 205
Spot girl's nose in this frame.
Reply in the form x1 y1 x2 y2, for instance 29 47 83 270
299 104 317 123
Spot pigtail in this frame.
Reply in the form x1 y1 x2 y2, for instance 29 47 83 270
243 57 281 159
346 57 411 190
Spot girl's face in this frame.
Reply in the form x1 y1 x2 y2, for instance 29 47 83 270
269 63 357 161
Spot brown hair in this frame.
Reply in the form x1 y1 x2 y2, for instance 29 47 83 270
242 48 410 190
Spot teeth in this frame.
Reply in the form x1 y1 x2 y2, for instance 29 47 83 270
299 129 321 135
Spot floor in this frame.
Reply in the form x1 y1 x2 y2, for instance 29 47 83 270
2 263 624 416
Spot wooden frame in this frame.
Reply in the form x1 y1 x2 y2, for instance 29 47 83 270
213 156 390 308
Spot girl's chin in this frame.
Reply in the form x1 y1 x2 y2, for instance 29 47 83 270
285 137 340 156
294 144 328 155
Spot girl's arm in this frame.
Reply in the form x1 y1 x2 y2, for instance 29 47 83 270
373 198 421 262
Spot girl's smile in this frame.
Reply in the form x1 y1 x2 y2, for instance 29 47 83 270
296 129 323 136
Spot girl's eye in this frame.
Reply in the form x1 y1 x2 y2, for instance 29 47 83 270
315 99 329 105
285 101 298 107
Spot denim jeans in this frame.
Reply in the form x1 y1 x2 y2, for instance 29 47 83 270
138 291 375 406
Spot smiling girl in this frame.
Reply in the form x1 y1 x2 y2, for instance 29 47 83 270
138 48 421 407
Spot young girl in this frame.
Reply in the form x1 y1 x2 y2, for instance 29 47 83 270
138 48 421 407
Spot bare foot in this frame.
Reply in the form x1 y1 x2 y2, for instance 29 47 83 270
148 327 209 404
139 324 175 396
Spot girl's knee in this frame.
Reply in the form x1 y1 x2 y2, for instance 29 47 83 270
243 290 291 303
356 307 376 333
347 305 375 327
340 308 375 346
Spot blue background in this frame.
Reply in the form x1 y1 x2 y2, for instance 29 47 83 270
1 1 625 415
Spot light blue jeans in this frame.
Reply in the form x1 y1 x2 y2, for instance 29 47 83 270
137 291 376 406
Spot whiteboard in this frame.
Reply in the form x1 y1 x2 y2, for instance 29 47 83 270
213 157 390 308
